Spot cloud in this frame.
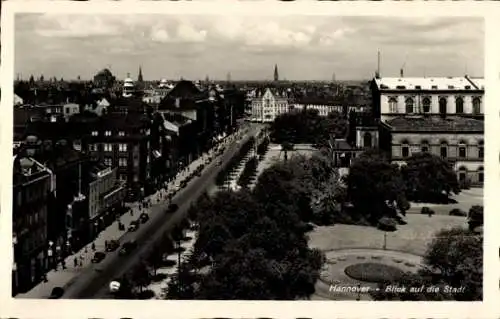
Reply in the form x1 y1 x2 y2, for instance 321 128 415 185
176 23 207 43
14 14 483 81
151 29 170 42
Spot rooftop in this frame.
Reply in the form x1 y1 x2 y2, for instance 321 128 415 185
387 116 484 133
375 76 484 91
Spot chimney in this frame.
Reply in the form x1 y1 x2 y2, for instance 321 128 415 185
400 69 404 78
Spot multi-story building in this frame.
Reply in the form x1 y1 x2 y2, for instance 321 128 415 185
371 76 484 122
88 163 126 239
12 155 54 294
371 76 484 186
249 87 290 123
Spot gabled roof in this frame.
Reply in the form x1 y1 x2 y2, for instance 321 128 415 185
166 80 203 99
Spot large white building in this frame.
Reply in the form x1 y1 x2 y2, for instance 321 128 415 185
371 76 485 186
249 87 290 123
372 76 484 122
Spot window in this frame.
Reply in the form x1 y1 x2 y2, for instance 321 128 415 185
119 131 125 137
119 158 127 167
455 97 464 114
440 142 448 158
458 141 467 158
472 97 481 115
65 108 70 114
401 142 409 158
89 144 97 152
405 97 414 114
478 167 484 183
104 143 113 152
104 157 112 167
91 131 98 136
119 144 128 152
458 167 467 182
388 98 398 113
105 131 112 136
439 97 447 115
422 97 431 113
145 129 151 136
421 140 429 153
478 140 484 159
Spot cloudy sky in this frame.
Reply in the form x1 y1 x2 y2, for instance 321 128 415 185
14 14 483 81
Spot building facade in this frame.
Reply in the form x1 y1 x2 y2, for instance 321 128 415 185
12 156 53 294
250 87 290 123
88 164 126 239
387 117 484 186
371 76 484 122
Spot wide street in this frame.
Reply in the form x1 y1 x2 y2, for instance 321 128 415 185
61 124 261 299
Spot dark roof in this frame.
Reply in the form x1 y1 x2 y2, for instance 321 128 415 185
387 116 484 132
166 80 202 99
14 108 45 126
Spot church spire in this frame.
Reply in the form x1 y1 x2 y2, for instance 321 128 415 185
138 66 143 83
273 64 279 82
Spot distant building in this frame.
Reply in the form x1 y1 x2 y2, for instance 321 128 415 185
12 156 54 294
123 74 135 98
93 68 116 88
249 87 290 123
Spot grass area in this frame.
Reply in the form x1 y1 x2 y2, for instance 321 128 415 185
344 263 405 283
408 188 483 215
309 214 467 256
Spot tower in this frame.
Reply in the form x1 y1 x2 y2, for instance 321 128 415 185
274 64 279 82
138 66 143 83
375 51 381 79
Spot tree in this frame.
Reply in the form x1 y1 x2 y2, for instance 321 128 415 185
146 245 164 276
166 262 201 299
401 153 460 203
130 261 151 294
422 227 482 301
313 112 348 158
467 205 483 232
346 150 407 223
280 141 294 161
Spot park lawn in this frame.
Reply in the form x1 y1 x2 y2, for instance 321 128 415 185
309 214 468 256
408 188 483 215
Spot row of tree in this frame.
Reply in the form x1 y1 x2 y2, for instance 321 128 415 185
215 137 255 186
237 156 259 188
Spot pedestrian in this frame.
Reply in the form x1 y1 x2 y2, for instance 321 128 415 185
74 257 78 268
84 246 88 253
79 255 84 266
61 260 66 269
104 240 108 249
43 274 48 283
91 242 96 251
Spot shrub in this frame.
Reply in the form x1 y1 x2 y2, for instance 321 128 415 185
377 217 397 231
421 207 435 216
344 263 405 283
449 208 467 217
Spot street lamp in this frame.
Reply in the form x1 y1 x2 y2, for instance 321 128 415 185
383 231 387 250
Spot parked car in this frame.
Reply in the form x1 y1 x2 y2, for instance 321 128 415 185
128 221 140 232
105 240 120 252
167 203 179 213
91 251 106 263
49 287 65 299
119 240 137 256
139 213 149 223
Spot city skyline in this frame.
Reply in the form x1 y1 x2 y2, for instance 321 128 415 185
15 14 484 81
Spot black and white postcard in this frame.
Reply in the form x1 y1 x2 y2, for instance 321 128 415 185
1 1 497 319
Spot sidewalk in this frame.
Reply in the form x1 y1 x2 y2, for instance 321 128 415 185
16 132 239 299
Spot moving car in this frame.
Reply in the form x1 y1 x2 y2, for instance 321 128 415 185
128 220 140 232
139 213 149 224
49 287 64 299
91 251 106 263
167 203 179 213
119 240 137 256
105 240 120 252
